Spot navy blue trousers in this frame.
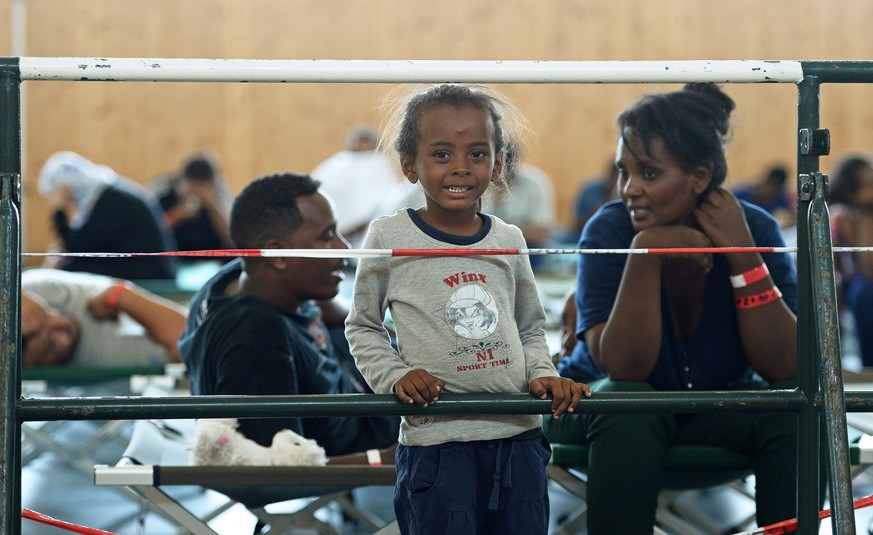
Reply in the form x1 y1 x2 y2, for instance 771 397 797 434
393 428 551 535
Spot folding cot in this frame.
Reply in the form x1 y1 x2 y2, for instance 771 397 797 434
20 365 167 475
94 418 398 535
89 366 395 535
89 367 399 534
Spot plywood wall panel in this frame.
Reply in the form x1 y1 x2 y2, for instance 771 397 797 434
8 0 873 258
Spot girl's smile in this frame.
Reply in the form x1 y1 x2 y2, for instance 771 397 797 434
446 185 474 194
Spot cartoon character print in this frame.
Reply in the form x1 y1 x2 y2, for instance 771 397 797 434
406 415 434 428
446 284 499 340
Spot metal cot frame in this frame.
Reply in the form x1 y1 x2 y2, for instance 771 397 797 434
2 58 873 534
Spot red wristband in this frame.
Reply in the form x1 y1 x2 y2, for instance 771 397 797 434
106 282 131 310
730 263 770 289
734 287 782 309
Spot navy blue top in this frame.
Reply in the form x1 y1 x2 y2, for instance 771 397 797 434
178 259 397 454
557 200 797 390
55 183 178 280
733 185 793 218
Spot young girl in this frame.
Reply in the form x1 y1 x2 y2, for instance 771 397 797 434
346 83 589 535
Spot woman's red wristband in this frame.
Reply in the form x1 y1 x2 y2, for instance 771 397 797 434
730 263 770 289
106 282 132 310
734 287 782 309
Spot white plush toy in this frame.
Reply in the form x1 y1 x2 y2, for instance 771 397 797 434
191 418 327 467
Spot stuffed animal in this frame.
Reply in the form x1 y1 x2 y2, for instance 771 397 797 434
191 418 327 467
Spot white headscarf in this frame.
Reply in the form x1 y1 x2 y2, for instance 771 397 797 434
38 151 117 229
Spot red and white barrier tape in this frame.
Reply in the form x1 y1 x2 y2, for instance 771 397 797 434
734 494 873 534
22 508 118 535
20 245 873 259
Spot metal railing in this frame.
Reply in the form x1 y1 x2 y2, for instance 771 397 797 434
3 58 873 534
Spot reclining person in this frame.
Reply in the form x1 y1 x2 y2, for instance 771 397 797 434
178 172 398 462
22 268 187 367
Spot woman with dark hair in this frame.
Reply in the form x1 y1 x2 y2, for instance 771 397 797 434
828 152 873 366
549 83 807 533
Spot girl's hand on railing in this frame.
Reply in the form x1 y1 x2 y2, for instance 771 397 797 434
530 377 591 418
394 369 446 407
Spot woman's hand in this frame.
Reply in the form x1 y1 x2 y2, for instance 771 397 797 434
634 225 714 275
694 188 755 248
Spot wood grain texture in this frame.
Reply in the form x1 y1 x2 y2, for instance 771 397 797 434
9 0 873 258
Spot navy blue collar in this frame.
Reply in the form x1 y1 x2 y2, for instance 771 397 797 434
406 208 491 245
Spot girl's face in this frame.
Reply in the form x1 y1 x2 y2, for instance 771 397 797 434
616 129 711 231
402 104 502 228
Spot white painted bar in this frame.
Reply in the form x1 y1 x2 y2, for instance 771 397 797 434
18 58 805 84
93 464 156 486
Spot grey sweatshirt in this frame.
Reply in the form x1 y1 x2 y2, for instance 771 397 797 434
346 209 558 446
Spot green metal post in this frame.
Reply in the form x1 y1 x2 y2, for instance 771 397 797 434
795 74 822 535
800 60 873 532
808 173 855 533
0 57 22 535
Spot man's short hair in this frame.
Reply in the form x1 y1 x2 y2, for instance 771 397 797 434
229 173 321 249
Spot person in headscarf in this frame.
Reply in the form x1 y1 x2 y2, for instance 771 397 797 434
38 151 177 280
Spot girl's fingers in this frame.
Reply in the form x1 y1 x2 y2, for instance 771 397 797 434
396 382 427 406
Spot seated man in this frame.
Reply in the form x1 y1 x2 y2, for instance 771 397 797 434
178 172 398 459
22 268 187 367
150 151 233 255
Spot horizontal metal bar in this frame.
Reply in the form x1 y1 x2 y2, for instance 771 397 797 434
15 58 804 84
158 465 398 487
94 464 155 486
21 365 165 383
18 390 807 422
843 391 873 411
802 61 873 83
95 465 398 487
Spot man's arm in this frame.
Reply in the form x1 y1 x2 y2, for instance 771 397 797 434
89 282 187 362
